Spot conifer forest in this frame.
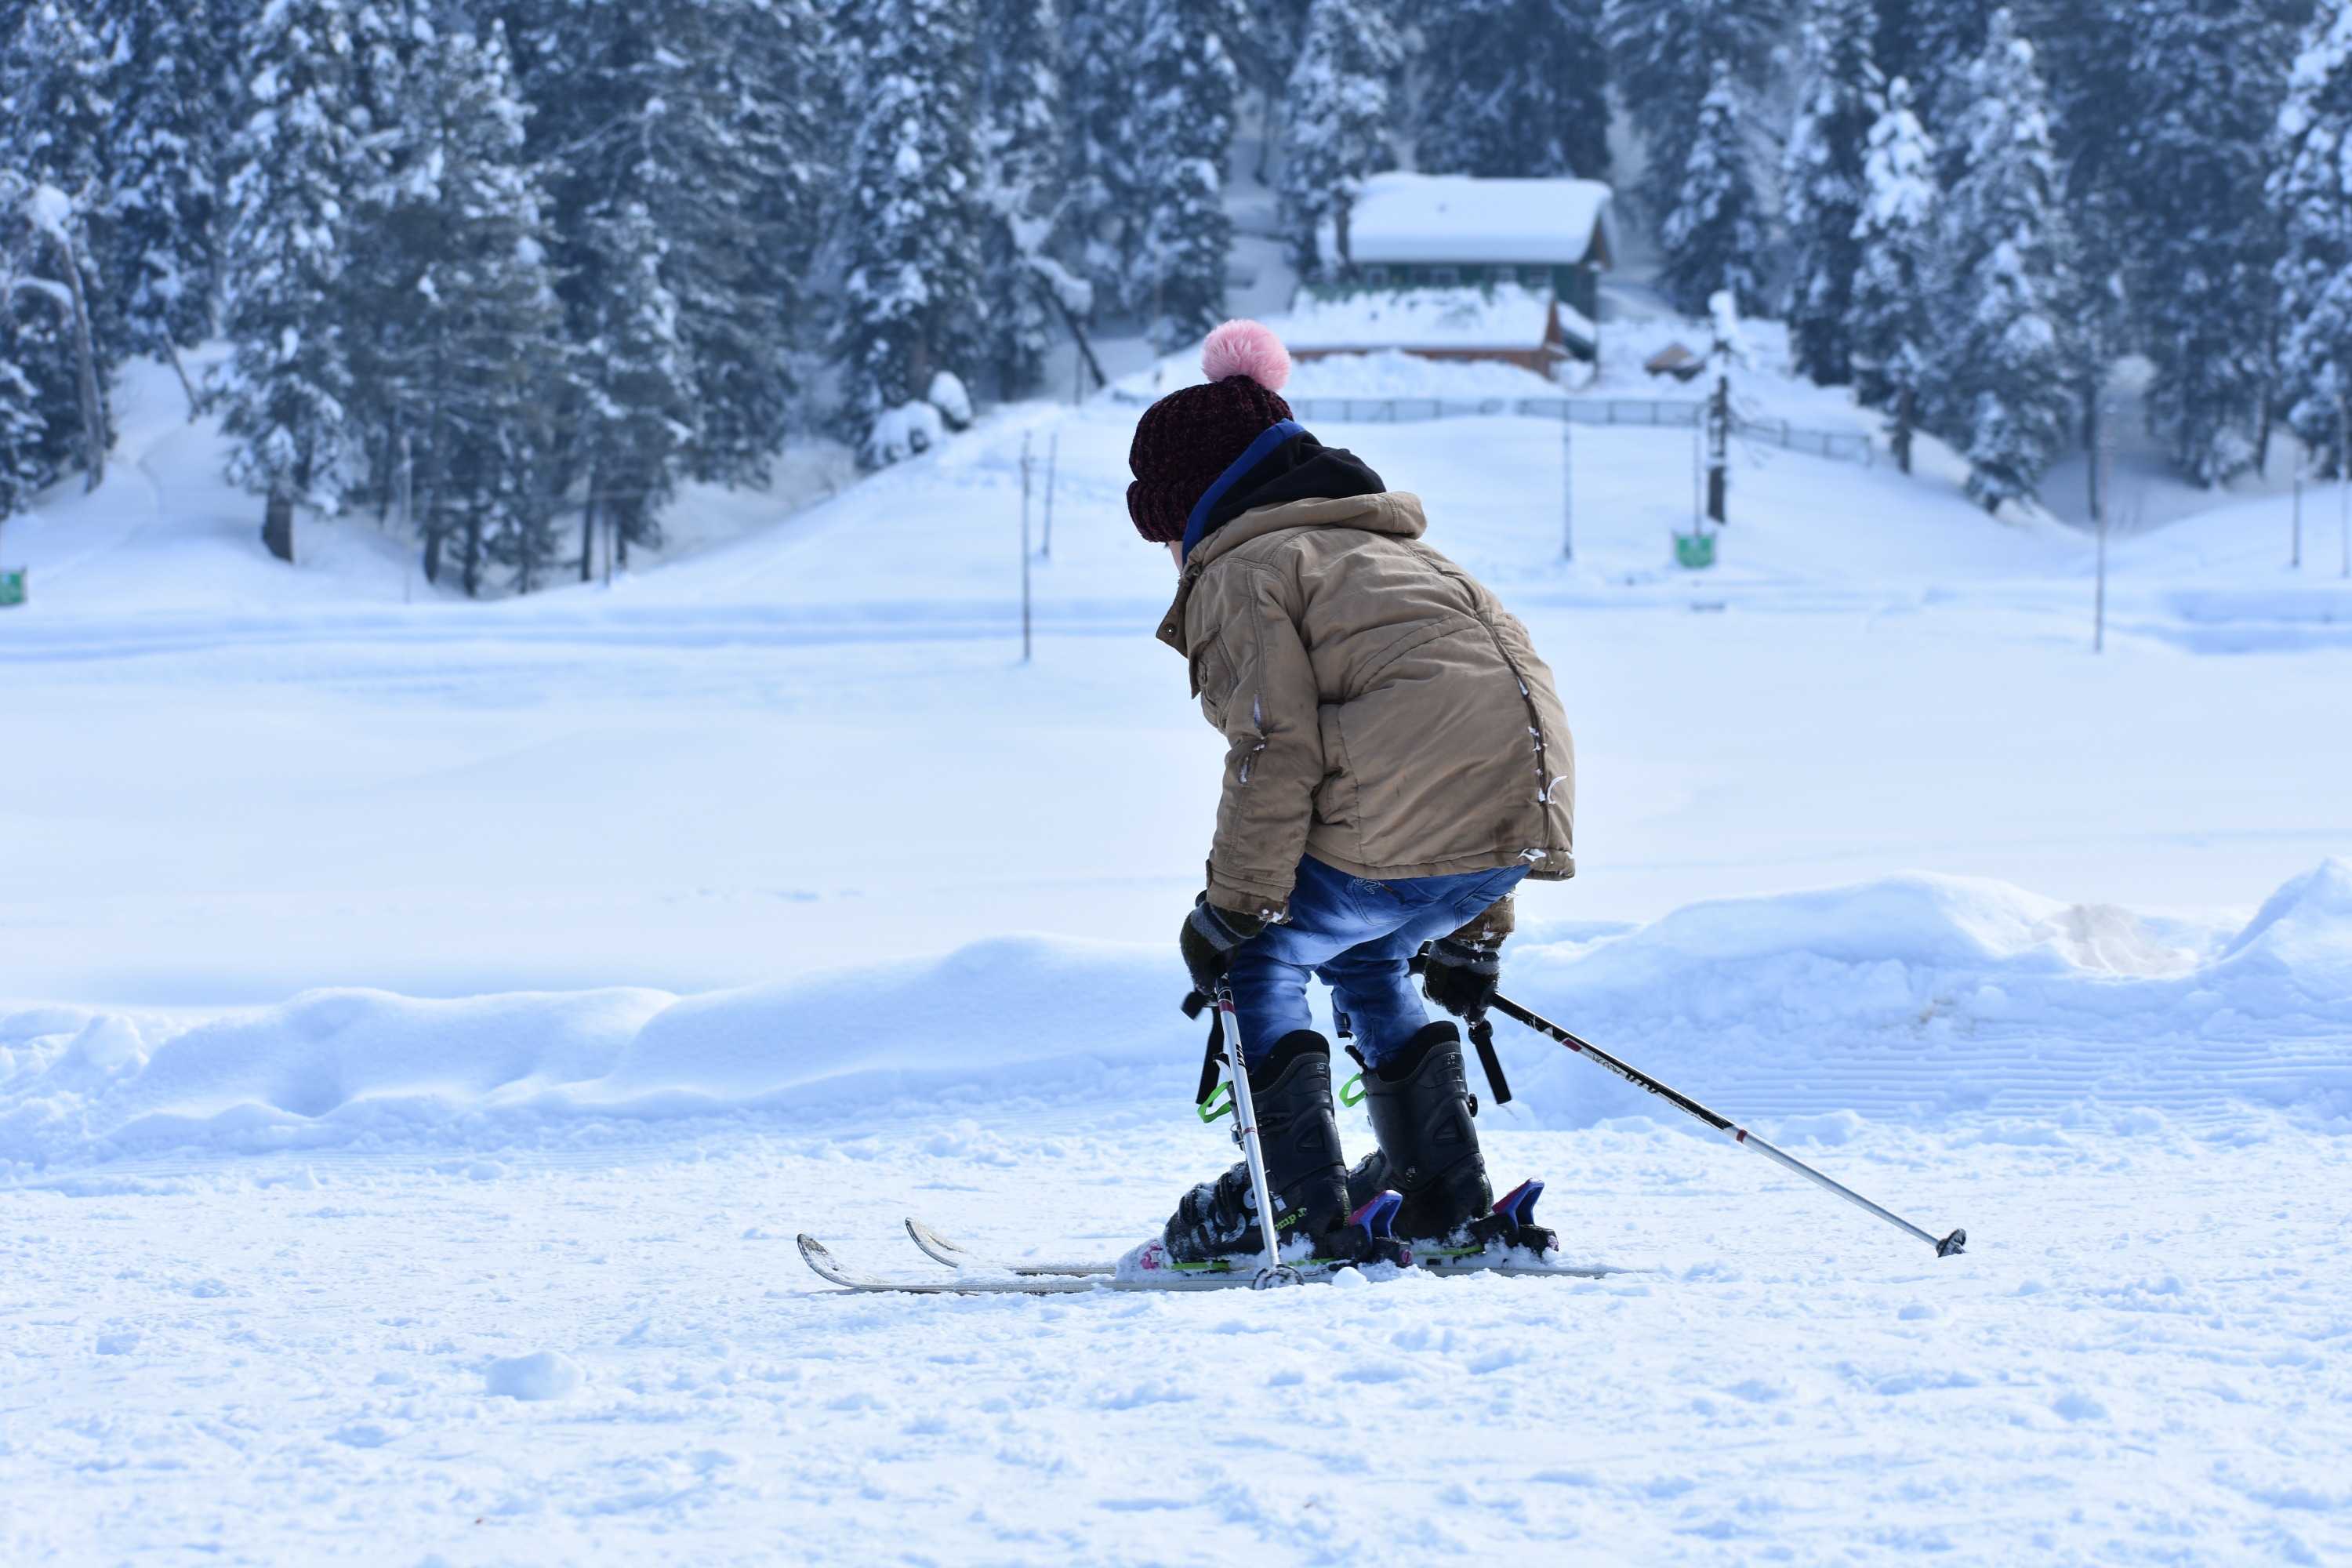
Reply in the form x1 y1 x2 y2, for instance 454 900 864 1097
2 0 2343 587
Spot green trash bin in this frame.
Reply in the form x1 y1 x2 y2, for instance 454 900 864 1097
0 566 24 606
1673 532 1716 570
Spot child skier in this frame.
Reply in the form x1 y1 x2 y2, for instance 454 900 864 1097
1128 320 1576 1266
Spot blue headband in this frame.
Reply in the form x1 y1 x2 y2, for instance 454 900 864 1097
1179 420 1305 563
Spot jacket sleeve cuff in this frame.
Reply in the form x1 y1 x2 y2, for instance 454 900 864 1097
1205 869 1292 925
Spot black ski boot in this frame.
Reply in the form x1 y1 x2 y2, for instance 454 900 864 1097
1345 1020 1558 1255
1345 1020 1495 1246
1163 1030 1395 1265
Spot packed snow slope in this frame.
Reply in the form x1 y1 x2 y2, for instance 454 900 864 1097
3 339 2348 1004
3 336 2350 1567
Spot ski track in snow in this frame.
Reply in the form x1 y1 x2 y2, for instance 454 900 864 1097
1 354 2348 1563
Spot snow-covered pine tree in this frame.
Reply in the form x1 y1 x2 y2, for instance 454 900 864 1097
1781 0 1878 384
1060 0 1140 314
2271 0 2352 478
1276 0 1399 278
1870 0 1987 131
503 0 819 543
215 0 372 553
682 0 825 481
1602 0 1781 230
1929 8 2076 510
0 4 110 241
0 0 118 481
1846 74 1937 470
345 11 570 596
978 0 1069 398
2023 0 2133 470
1239 0 1312 182
572 195 696 569
2110 0 2293 485
1657 59 1767 314
0 164 59 517
1411 0 1618 180
91 0 229 377
836 0 985 458
0 331 44 521
1414 0 1611 180
1129 0 1244 347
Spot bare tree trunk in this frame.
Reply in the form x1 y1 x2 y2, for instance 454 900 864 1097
162 338 201 421
262 489 295 562
419 413 452 583
47 229 105 490
579 463 598 583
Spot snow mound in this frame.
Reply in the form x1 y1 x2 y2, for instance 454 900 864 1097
485 1350 583 1401
1508 862 2352 1125
4 868 2347 1174
0 938 1197 1174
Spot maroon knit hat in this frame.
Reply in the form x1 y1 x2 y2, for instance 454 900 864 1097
1127 321 1295 543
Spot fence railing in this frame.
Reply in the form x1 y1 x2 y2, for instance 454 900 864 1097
1284 395 1875 466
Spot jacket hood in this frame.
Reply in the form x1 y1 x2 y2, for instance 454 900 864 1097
1156 491 1429 655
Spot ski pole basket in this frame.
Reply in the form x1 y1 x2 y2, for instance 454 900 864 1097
1672 532 1716 570
0 566 24 606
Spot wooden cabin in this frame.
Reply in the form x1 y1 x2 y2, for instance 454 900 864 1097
1279 173 1613 371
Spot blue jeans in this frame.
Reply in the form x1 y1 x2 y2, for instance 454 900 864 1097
1226 856 1529 1069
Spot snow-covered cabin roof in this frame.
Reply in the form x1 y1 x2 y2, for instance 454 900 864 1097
1276 283 1592 356
1346 172 1615 267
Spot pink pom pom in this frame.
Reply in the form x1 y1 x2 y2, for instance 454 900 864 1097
1200 319 1291 392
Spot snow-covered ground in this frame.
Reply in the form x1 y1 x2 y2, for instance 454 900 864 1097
3 336 2349 1565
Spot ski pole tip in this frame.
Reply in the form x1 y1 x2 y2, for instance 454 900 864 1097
1935 1229 1967 1258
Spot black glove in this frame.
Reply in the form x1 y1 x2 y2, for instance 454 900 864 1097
1180 894 1267 994
1421 935 1501 1020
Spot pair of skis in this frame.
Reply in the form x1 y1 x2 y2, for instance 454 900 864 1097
795 1215 1615 1295
797 990 1967 1298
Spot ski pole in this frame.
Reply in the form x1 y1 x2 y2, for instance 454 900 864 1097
1215 985 1303 1289
1488 993 1966 1258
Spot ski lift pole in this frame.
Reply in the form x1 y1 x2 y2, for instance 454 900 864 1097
1042 430 1058 559
2292 469 2302 569
1020 434 1033 662
1560 410 1573 561
2094 401 2110 653
1218 985 1303 1288
1487 993 1966 1258
2340 385 2350 579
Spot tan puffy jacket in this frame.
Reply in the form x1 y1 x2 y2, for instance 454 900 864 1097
1155 492 1575 921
